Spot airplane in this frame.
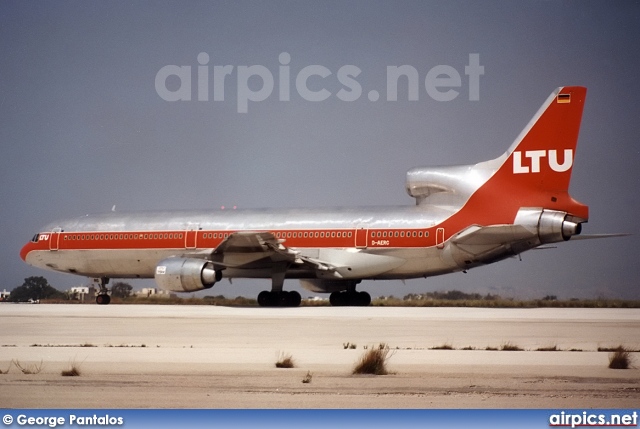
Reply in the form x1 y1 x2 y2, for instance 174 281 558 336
20 86 616 307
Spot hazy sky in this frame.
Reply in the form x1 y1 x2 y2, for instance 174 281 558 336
1 1 638 299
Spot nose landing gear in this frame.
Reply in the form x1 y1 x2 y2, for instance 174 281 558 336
93 277 111 305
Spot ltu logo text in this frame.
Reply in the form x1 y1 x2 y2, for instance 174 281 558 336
513 149 573 174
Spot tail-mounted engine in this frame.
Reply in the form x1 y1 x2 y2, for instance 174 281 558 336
154 257 220 292
515 208 583 243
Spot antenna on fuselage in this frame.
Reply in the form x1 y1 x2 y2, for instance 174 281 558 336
111 205 116 212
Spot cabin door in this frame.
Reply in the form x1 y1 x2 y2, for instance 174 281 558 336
49 228 61 251
436 228 445 249
355 226 368 249
185 224 199 249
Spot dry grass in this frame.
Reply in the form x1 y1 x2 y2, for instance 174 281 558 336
536 345 558 352
430 343 454 350
353 343 394 375
0 362 11 374
61 360 82 376
608 346 633 369
13 359 43 374
302 371 313 384
500 342 524 351
343 342 357 349
275 352 296 369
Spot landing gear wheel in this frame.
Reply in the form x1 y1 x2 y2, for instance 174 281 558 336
257 291 301 307
329 291 371 307
96 294 111 305
258 291 273 307
357 291 371 306
287 291 302 307
92 277 111 305
330 291 344 306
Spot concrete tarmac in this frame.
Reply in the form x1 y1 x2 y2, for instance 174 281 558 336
0 304 638 408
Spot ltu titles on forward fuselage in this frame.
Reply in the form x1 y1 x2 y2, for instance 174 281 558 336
21 86 616 307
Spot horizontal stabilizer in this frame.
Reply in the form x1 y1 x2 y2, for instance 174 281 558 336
569 233 631 240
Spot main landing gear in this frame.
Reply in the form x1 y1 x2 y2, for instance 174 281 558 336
257 290 302 307
329 291 371 306
93 277 111 305
257 262 302 307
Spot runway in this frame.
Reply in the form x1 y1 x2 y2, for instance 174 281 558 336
1 304 638 408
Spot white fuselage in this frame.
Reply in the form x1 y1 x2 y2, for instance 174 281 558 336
22 205 461 282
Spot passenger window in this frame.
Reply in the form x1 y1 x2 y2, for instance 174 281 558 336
400 232 405 237
419 232 423 237
348 232 352 238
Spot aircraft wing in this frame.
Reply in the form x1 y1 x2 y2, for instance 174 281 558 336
208 231 404 279
208 231 337 271
208 231 297 268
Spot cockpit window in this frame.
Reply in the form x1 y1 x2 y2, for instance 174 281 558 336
31 234 39 243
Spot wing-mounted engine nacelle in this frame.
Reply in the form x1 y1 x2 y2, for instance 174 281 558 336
154 257 220 292
515 208 583 244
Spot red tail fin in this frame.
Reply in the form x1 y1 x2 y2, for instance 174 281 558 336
464 87 589 225
505 86 586 197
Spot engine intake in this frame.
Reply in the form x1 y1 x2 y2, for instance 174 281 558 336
154 257 219 292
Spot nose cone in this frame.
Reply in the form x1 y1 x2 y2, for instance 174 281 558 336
20 242 31 262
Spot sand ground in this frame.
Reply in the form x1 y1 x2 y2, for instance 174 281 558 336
0 304 638 408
